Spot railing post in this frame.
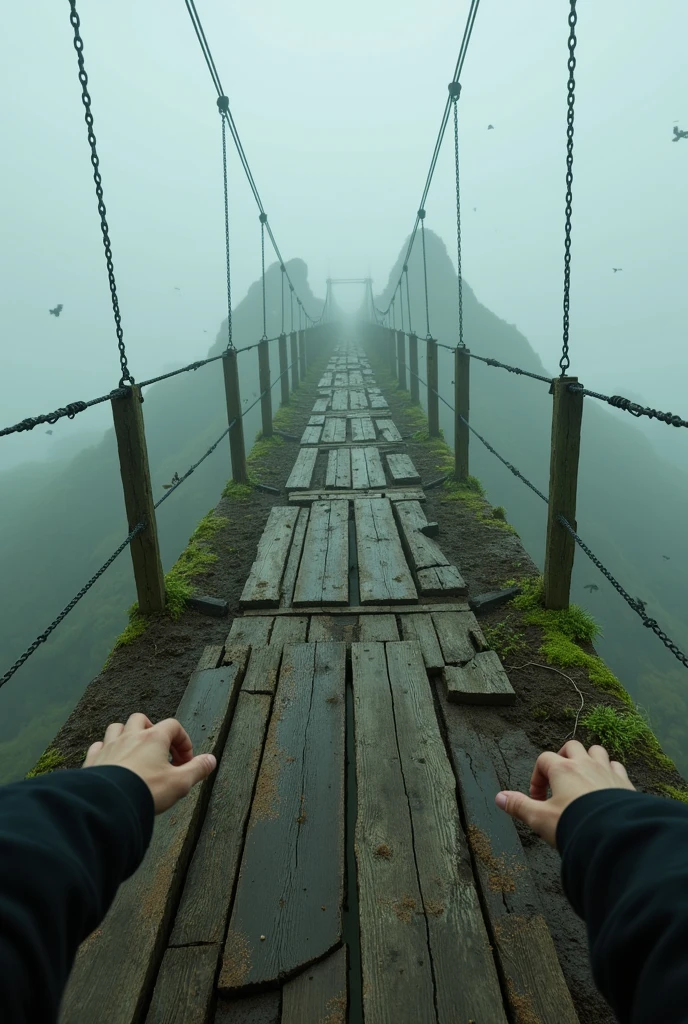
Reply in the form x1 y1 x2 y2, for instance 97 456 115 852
427 337 439 436
396 331 407 390
409 333 419 402
258 338 272 437
299 329 307 379
278 333 289 405
544 377 584 609
222 348 248 484
388 328 396 378
454 347 470 481
290 330 299 389
111 386 166 614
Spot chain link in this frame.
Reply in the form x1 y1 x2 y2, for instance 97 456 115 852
560 0 577 375
419 212 431 338
452 95 465 348
218 103 234 349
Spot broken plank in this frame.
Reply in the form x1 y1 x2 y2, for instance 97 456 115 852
331 389 348 411
60 653 249 1024
318 373 333 388
351 642 435 1022
227 616 273 648
417 564 467 597
286 449 318 491
241 646 283 694
385 642 507 1022
220 643 346 990
432 611 487 664
279 507 309 608
195 644 224 670
300 424 323 445
443 650 516 705
375 419 402 443
386 453 421 485
355 498 417 604
321 417 347 444
358 614 399 641
394 500 449 571
282 946 347 1024
145 944 219 1024
369 394 389 409
363 446 386 488
215 991 281 1024
312 396 330 413
308 414 325 426
293 500 349 606
240 507 300 608
399 613 444 672
350 416 376 442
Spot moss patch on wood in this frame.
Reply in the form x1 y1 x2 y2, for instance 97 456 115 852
26 746 65 778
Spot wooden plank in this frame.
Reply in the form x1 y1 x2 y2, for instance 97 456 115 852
323 410 390 419
386 453 421 485
332 389 348 411
241 646 282 694
349 370 364 386
351 642 435 1021
439 706 579 1024
312 396 330 413
240 507 300 608
286 448 318 491
318 373 333 388
145 945 219 1024
282 946 347 1024
325 449 338 488
355 498 417 605
334 373 348 388
326 449 352 490
394 500 449 571
290 488 426 504
385 642 507 1022
227 616 273 648
350 447 369 489
444 650 516 705
321 417 347 444
369 394 389 409
280 507 309 608
375 419 402 443
399 613 444 672
432 611 486 664
309 615 358 642
60 653 249 1024
270 615 308 646
364 446 386 488
416 565 467 596
196 644 223 670
358 614 399 641
220 643 346 990
308 414 325 426
349 389 368 409
215 992 281 1024
300 424 322 445
246 602 469 617
293 500 349 606
351 417 376 441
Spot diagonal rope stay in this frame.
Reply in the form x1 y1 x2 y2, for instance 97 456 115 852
419 211 431 338
217 96 234 349
280 264 286 334
259 213 268 339
450 82 465 348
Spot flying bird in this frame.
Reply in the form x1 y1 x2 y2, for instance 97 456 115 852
473 206 477 212
174 286 181 291
45 430 53 436
162 471 181 490
583 583 599 593
663 554 670 560
487 124 494 130
49 303 63 317
672 126 688 141
612 268 623 273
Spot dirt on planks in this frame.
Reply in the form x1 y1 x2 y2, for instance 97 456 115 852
50 372 325 773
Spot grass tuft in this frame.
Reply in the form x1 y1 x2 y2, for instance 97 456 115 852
580 704 674 769
26 747 65 778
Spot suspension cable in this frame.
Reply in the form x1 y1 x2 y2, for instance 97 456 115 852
404 265 413 334
280 264 285 334
259 213 268 339
450 84 465 347
419 211 431 338
217 97 234 349
68 1 133 387
290 286 294 332
560 0 578 375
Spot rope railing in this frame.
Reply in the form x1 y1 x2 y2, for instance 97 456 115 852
567 384 688 429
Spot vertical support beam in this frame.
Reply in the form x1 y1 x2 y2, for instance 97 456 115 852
396 331 407 390
544 377 584 610
223 349 248 484
278 333 289 406
454 347 470 481
111 386 166 614
409 333 419 403
258 338 272 438
290 331 299 390
388 329 396 378
426 337 439 437
299 329 307 380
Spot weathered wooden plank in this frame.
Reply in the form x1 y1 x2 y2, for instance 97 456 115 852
241 646 282 694
145 945 219 1024
318 373 333 388
300 424 323 445
334 372 348 388
444 650 516 705
394 500 449 571
358 614 399 641
432 611 486 664
215 992 281 1024
282 946 347 1024
270 615 308 646
309 614 358 642
280 507 309 608
385 642 507 1022
439 706 579 1024
227 616 273 648
355 498 417 605
321 417 347 444
348 389 368 409
290 487 426 504
246 602 469 617
324 410 390 419
350 447 369 489
348 370 364 386
284 450 317 493
60 653 249 1024
417 565 468 597
386 453 421 485
369 394 389 409
332 389 349 411
220 643 346 990
366 387 382 395
375 419 402 443
351 642 435 1022
364 446 386 488
196 644 224 670
312 396 330 413
293 501 349 606
308 414 325 426
350 416 376 442
399 613 444 672
326 448 352 490
240 507 300 608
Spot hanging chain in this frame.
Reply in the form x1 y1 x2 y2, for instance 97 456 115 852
450 84 465 347
217 99 234 350
419 210 431 338
259 213 268 339
560 0 577 375
280 265 285 334
404 264 412 334
68 1 133 386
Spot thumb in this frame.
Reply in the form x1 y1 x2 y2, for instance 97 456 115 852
172 752 217 795
495 790 542 828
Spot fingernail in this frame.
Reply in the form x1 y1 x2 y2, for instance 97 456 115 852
206 754 217 771
495 792 507 810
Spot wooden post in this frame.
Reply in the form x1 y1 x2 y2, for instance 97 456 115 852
290 331 299 389
396 331 407 390
299 329 307 379
111 386 166 614
427 337 439 437
409 333 419 403
258 338 272 437
388 329 396 378
544 377 584 609
454 347 470 481
222 349 248 484
278 333 289 405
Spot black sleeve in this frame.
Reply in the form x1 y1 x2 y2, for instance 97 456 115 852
0 765 154 1023
557 789 688 1024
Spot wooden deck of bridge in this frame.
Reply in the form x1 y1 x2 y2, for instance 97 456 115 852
60 342 579 1024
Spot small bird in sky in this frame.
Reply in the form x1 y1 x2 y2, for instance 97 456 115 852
45 430 53 436
174 286 181 291
162 471 181 490
49 303 63 317
672 126 688 142
612 267 623 273
583 583 599 593
663 554 670 560
487 124 494 130
203 330 208 333
473 206 477 212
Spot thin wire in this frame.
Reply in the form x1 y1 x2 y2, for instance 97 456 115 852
290 288 294 332
452 96 465 347
404 266 413 334
219 108 234 349
420 215 431 338
260 217 268 339
281 265 285 334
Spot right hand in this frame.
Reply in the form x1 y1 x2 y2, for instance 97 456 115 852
495 740 635 847
82 713 216 814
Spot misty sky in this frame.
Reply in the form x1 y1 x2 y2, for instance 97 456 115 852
2 1 687 472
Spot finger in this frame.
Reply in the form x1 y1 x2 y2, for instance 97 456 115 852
83 741 103 767
610 760 634 787
103 722 125 744
152 718 194 765
171 753 217 795
530 751 562 801
123 713 153 733
496 790 545 830
557 739 589 761
588 744 611 766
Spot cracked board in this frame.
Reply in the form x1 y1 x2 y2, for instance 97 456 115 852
312 396 330 413
393 501 467 597
286 448 318 491
432 611 487 665
375 419 402 443
300 424 322 445
355 498 417 604
352 642 506 1024
331 389 349 411
219 643 346 991
240 507 300 608
348 389 368 410
386 453 421 485
146 944 220 1024
443 650 516 705
321 417 347 444
326 448 352 490
351 446 386 489
282 945 348 1024
350 416 376 442
289 488 426 505
293 500 349 606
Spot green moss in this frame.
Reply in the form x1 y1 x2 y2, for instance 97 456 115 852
273 403 303 433
531 705 550 721
492 505 507 521
442 474 517 533
580 704 674 769
222 480 253 499
247 434 284 468
658 783 688 804
483 615 528 660
26 746 64 778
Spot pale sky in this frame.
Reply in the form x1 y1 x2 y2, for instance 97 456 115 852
1 0 687 472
